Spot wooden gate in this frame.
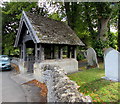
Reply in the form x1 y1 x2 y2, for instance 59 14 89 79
26 55 35 73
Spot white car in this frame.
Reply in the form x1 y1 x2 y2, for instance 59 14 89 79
0 55 11 71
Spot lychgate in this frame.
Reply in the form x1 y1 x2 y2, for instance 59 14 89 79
14 11 84 73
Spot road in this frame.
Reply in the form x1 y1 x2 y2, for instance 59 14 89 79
1 70 27 102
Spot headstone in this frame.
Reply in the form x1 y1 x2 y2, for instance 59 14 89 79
104 47 120 82
84 47 99 68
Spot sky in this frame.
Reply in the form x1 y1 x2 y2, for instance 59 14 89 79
0 0 10 7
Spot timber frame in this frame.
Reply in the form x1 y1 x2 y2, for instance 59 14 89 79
14 11 84 64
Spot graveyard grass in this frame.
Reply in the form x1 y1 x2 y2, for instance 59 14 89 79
68 63 119 102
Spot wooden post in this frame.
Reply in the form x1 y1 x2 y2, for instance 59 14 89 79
73 46 76 59
23 42 26 61
50 45 53 59
42 46 45 60
51 45 54 59
58 46 63 59
54 46 59 59
67 46 70 58
35 43 38 62
37 44 40 62
68 46 71 58
19 46 22 59
40 44 44 61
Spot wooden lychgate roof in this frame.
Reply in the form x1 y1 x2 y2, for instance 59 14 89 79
14 11 84 47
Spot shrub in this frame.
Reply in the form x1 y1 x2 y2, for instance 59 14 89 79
92 32 117 58
77 52 85 61
93 40 109 58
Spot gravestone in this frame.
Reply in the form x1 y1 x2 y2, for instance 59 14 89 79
104 48 120 82
84 47 99 68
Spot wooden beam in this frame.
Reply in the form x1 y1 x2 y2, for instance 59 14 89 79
39 44 44 61
51 45 55 59
22 11 40 43
59 46 63 59
73 46 76 59
67 46 71 58
35 43 38 61
37 44 40 62
50 45 53 59
20 46 23 59
23 35 32 42
23 42 26 61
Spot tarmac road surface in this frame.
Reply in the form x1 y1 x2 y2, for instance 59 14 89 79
1 70 27 102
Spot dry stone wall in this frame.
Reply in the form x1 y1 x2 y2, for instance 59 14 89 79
11 58 27 73
36 64 92 102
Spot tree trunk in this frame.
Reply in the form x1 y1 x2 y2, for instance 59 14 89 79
97 17 110 41
64 2 78 30
84 4 95 39
95 3 112 41
64 2 72 28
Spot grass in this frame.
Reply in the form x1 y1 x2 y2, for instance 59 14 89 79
68 63 119 102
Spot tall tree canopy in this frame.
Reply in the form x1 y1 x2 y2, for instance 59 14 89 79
2 2 118 58
63 2 118 57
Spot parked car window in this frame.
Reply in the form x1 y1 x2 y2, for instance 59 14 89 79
0 56 9 61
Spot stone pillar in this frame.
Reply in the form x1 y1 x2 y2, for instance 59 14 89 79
59 46 63 59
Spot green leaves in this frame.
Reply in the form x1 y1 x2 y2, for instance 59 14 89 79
2 2 37 55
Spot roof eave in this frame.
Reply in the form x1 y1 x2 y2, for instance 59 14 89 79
14 11 40 47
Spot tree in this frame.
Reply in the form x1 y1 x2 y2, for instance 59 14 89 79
2 2 63 55
64 2 78 30
2 2 38 55
64 2 118 44
2 2 118 57
95 3 112 40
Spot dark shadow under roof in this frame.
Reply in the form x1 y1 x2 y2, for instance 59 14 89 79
25 12 84 46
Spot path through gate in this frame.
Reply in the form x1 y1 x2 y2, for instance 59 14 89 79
27 55 35 73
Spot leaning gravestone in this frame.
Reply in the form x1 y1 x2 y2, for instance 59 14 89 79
104 48 120 82
84 47 99 68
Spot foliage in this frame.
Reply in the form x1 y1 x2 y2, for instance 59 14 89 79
93 40 109 58
68 65 119 102
2 2 38 55
92 32 118 58
2 2 65 56
77 53 85 61
27 48 34 55
48 13 62 21
64 2 118 47
1 2 119 56
108 32 118 49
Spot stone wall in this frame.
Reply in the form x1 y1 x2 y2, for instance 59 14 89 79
34 64 92 102
12 58 78 74
11 58 27 73
35 59 78 74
